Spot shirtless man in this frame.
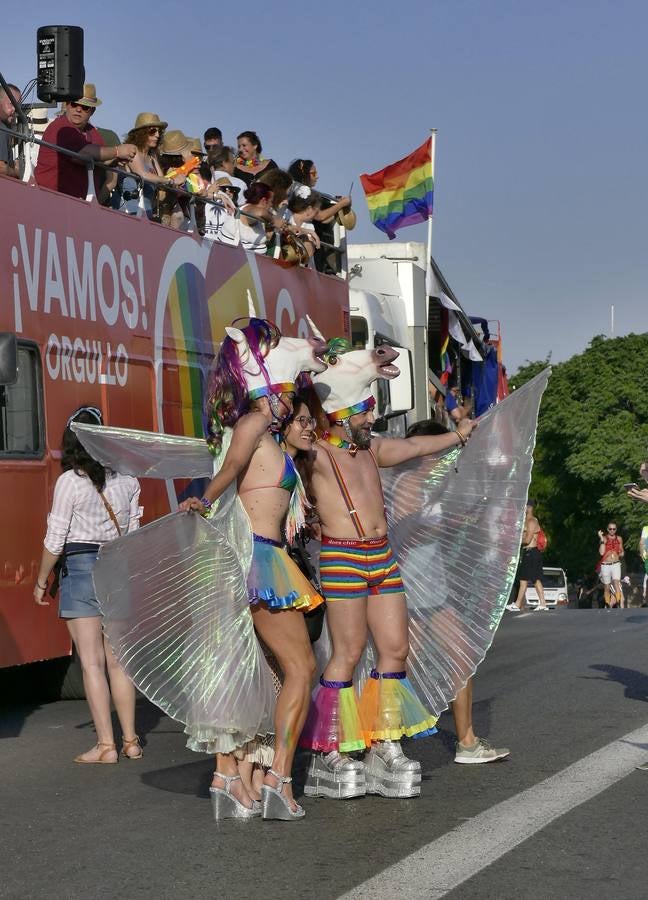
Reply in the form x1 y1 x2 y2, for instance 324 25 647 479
299 341 474 799
598 522 625 608
507 500 548 611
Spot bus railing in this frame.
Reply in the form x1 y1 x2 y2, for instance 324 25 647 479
6 127 348 277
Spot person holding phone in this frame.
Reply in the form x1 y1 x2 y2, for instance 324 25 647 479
598 523 625 608
627 461 648 504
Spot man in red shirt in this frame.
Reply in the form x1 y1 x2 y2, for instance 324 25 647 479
35 83 135 198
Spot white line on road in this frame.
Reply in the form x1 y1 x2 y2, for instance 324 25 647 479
338 722 648 900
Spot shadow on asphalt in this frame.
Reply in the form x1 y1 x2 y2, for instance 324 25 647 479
586 664 648 702
141 758 215 797
0 704 42 739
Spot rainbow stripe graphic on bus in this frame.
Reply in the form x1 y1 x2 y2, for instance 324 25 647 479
162 252 261 438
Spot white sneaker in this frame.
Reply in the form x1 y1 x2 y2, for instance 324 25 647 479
455 738 510 764
506 603 521 612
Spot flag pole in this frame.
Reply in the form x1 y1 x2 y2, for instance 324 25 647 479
425 129 437 296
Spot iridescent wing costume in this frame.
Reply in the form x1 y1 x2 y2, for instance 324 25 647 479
74 315 328 755
366 369 551 715
76 360 549 751
302 344 549 757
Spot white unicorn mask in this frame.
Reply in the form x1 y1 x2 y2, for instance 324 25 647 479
224 305 327 399
313 343 400 421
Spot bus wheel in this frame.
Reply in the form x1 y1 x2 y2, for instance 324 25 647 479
59 651 86 700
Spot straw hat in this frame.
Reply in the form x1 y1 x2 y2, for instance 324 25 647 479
71 83 102 108
336 205 356 230
159 129 191 155
132 112 168 131
189 136 205 156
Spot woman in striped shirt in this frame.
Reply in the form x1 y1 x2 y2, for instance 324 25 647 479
34 407 143 764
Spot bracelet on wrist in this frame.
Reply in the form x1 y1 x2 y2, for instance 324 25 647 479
200 497 213 517
36 580 48 590
456 431 467 447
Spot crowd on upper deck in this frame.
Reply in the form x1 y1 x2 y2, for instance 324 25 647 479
0 81 355 272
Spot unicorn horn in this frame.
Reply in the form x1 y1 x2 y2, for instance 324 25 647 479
247 290 257 319
306 315 325 341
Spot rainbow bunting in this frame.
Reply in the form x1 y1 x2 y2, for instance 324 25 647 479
360 138 433 240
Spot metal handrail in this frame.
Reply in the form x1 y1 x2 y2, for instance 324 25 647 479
6 126 346 269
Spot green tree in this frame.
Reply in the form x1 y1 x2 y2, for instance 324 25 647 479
509 334 648 580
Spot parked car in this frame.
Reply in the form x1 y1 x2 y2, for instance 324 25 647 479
526 567 569 608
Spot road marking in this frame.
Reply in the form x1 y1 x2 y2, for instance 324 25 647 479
338 722 648 899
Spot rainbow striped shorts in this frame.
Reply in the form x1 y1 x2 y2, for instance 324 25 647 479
319 535 405 601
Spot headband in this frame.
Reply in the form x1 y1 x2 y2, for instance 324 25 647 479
326 395 375 423
247 382 296 401
66 406 103 429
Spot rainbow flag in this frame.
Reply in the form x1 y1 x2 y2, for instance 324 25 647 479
360 138 433 239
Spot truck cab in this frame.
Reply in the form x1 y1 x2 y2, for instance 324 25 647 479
347 241 485 433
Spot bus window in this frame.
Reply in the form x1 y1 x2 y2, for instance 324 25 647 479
0 344 43 457
351 316 368 350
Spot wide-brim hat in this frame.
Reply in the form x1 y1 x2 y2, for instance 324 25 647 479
160 129 191 156
71 83 102 108
132 111 168 131
26 107 50 135
189 137 205 156
336 205 356 230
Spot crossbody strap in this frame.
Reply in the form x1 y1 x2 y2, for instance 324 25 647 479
319 445 365 539
98 491 122 537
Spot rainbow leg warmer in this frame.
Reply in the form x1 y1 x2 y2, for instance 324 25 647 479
358 669 438 742
299 678 368 753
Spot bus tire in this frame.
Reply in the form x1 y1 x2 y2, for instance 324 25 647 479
59 652 86 700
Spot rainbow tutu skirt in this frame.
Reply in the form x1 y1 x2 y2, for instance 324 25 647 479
247 534 324 612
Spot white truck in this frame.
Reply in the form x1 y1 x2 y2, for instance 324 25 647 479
346 241 487 433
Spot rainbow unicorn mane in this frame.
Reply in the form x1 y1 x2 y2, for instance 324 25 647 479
206 318 280 454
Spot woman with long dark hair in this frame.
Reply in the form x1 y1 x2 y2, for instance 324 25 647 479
34 407 143 764
179 320 325 820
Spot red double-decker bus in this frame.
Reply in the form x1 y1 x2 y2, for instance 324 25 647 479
0 173 349 688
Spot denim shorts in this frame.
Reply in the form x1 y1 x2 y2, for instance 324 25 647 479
59 544 101 619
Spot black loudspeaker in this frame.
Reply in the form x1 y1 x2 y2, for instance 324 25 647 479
36 26 85 103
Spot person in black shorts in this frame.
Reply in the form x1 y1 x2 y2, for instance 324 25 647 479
507 500 548 611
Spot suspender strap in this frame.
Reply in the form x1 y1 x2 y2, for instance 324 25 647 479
320 445 366 539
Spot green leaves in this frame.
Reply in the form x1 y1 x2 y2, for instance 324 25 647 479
509 334 648 578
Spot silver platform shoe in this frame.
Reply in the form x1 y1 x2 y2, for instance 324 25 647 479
261 769 305 821
210 773 261 820
304 750 366 799
365 741 421 798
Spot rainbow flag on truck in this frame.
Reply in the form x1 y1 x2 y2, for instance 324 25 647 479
360 137 434 239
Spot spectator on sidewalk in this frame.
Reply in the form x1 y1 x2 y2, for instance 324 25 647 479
507 500 548 612
598 522 624 608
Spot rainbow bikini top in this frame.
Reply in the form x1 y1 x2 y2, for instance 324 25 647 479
239 451 298 495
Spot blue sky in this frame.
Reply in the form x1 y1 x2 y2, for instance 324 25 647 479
4 1 646 373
